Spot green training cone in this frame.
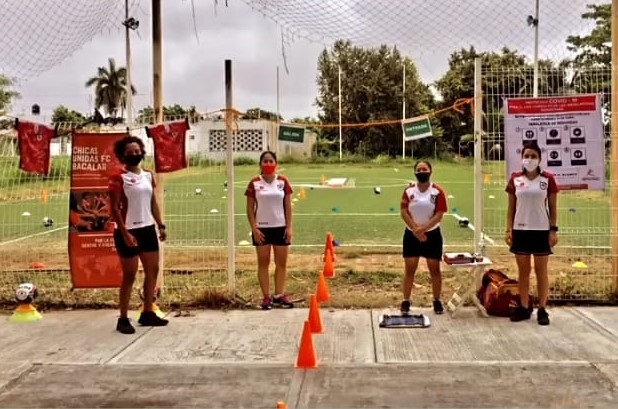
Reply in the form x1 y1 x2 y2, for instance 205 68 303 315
9 304 42 323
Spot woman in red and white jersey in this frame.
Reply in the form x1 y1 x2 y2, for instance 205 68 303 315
108 136 168 334
245 151 294 310
399 160 448 316
505 141 559 325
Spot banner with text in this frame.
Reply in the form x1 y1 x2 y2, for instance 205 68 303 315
69 132 127 288
504 94 605 191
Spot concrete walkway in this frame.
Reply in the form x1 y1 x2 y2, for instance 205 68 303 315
0 307 617 408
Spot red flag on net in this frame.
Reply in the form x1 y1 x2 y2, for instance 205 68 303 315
145 118 189 173
15 119 57 175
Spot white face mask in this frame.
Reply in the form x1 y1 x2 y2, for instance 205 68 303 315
522 158 539 172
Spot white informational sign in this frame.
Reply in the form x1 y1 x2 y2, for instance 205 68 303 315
504 94 605 191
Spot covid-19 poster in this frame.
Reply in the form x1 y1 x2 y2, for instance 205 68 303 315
504 94 605 191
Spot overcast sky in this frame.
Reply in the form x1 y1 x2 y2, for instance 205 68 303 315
1 0 605 122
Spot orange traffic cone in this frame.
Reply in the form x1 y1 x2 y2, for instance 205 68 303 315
299 187 306 200
324 233 335 262
323 249 335 278
295 320 318 368
316 271 330 303
308 294 324 334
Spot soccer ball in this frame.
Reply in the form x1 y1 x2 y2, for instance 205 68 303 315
15 283 38 304
373 186 381 195
42 217 54 227
195 188 203 195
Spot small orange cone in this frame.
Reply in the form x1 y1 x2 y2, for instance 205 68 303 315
41 189 48 204
316 271 330 303
324 233 335 262
323 249 335 278
295 320 318 368
276 401 287 409
308 294 324 334
299 187 306 200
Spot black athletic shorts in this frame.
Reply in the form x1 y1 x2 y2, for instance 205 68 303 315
252 226 290 246
402 227 443 260
510 229 552 256
113 224 160 258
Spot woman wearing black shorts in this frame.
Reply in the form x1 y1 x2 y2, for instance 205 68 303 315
505 141 559 325
245 151 294 310
399 160 448 316
109 136 168 334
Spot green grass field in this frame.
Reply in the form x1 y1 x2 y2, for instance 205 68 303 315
0 159 613 251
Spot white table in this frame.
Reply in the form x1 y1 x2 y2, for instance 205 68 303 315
444 257 492 318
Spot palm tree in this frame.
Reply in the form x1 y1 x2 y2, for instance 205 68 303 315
85 58 136 119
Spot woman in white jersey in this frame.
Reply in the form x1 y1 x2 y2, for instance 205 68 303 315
245 151 294 310
109 136 169 334
399 160 448 315
505 141 559 325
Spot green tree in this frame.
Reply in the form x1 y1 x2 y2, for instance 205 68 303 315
566 4 610 67
85 58 136 119
51 105 86 125
0 74 20 116
435 47 565 156
242 107 282 121
315 40 436 157
136 104 199 124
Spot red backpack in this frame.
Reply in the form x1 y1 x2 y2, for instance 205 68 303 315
477 269 533 317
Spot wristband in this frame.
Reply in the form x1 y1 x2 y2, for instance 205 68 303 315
158 224 166 230
549 226 558 232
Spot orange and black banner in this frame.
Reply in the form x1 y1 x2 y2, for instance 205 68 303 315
68 132 126 289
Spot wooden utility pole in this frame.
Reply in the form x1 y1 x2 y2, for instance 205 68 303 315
152 0 165 291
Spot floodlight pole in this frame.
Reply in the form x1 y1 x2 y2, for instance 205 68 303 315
610 0 618 291
124 0 134 127
402 63 406 159
532 0 540 98
338 64 342 161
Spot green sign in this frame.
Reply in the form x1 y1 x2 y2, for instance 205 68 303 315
278 124 305 143
402 116 433 141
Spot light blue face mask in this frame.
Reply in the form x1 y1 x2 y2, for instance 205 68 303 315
522 158 538 172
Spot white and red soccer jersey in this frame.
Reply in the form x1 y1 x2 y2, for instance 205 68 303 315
108 169 156 229
245 175 293 228
506 170 559 231
16 119 56 175
145 119 189 173
400 183 448 232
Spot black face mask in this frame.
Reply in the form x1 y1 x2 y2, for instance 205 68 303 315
415 172 430 183
125 154 144 167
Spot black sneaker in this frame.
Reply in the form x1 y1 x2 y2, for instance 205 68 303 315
400 300 411 315
116 317 135 334
510 305 532 322
537 308 550 326
272 294 294 309
433 299 444 315
138 310 169 326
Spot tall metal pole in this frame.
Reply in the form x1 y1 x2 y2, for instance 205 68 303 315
402 63 406 159
610 0 618 291
275 65 279 152
473 58 484 256
124 0 133 127
225 60 236 295
532 0 540 97
152 0 165 291
338 65 342 161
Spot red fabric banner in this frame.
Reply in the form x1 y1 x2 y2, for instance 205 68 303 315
145 118 189 173
68 132 127 289
16 119 57 175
